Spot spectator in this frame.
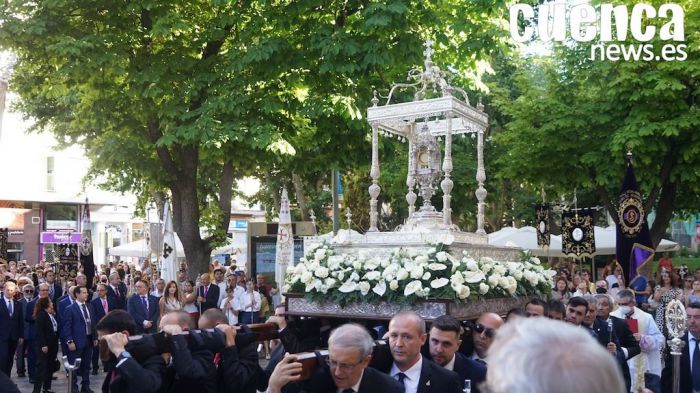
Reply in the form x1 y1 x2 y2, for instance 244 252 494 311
524 298 548 317
657 253 673 275
652 269 682 337
219 285 241 325
182 280 199 326
151 279 166 298
126 280 159 334
32 296 58 393
547 299 566 321
428 315 486 392
159 280 183 317
1 281 24 377
197 273 220 313
239 281 261 325
470 312 504 364
551 276 570 304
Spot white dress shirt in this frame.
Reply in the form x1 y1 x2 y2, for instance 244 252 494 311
390 355 423 393
242 291 261 312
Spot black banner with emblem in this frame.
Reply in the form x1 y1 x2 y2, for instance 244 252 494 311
0 228 7 261
561 208 596 257
535 204 550 247
616 155 654 282
56 243 79 263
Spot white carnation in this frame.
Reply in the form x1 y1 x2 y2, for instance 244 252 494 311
315 267 329 279
301 271 313 285
314 248 326 261
389 280 399 291
494 265 507 276
488 274 500 287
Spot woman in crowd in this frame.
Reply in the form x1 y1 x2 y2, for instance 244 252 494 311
653 268 683 336
159 280 183 317
687 280 700 306
33 297 58 393
551 276 571 304
603 261 623 289
219 285 240 325
240 280 261 324
682 276 695 303
182 280 199 325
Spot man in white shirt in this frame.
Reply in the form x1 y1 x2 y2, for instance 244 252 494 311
150 279 165 298
612 289 663 393
386 311 461 393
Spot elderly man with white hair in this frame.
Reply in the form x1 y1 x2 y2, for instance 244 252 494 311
484 317 627 393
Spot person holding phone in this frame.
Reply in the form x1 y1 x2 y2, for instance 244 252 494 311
240 281 261 325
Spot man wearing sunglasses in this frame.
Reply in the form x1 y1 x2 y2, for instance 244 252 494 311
16 283 36 381
469 313 503 365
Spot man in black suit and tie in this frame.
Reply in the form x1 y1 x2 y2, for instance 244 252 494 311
662 302 700 392
0 281 24 377
107 272 127 310
90 283 116 374
197 273 220 313
428 315 486 392
126 280 159 334
44 270 63 306
591 294 641 393
386 311 461 393
62 286 97 393
268 323 404 393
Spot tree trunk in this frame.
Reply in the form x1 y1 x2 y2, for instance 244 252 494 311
649 182 677 248
292 172 309 221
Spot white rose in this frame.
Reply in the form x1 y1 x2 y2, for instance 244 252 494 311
301 271 313 285
325 278 337 288
389 280 399 291
488 274 500 287
450 272 464 285
397 269 409 281
435 251 448 262
498 276 510 288
410 265 424 279
479 283 490 295
295 264 307 274
431 278 449 289
494 265 507 276
456 285 470 299
359 281 371 296
372 280 387 296
428 263 447 271
314 248 326 261
463 271 486 284
514 271 523 281
404 280 423 296
315 267 329 279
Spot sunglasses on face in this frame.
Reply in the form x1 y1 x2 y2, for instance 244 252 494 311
474 323 496 338
25 290 34 294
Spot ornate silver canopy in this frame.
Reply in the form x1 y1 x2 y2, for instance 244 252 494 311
365 40 489 233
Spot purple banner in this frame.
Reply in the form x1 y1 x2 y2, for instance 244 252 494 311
40 232 82 244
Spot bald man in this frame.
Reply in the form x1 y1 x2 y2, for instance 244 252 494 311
470 312 504 364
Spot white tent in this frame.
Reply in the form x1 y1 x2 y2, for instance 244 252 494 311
488 226 565 257
109 236 242 258
487 225 680 257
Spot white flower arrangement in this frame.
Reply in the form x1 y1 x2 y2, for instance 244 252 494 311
285 243 555 306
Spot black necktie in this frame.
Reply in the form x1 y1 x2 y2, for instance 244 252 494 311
397 372 407 386
342 389 354 393
693 338 700 390
81 303 92 335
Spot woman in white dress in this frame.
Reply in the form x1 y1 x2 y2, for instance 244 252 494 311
159 280 183 319
219 285 240 325
182 280 199 325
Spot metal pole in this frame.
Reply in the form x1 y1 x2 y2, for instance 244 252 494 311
332 170 340 235
665 299 687 393
63 355 82 393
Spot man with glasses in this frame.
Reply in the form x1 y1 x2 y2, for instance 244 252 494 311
469 312 503 365
16 283 36 380
661 302 700 392
611 289 663 393
268 323 403 393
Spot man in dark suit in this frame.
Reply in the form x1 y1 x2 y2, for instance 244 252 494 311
126 279 159 334
44 270 64 306
61 286 97 393
90 283 117 373
16 283 36 380
107 272 127 310
428 315 486 392
385 311 461 393
96 310 164 393
661 302 700 392
268 323 404 393
0 281 24 376
591 294 641 393
197 273 220 313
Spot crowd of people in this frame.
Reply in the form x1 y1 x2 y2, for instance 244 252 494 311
0 254 698 393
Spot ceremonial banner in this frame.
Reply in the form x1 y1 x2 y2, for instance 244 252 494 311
57 243 79 263
275 188 294 288
161 202 178 283
535 204 550 248
616 157 654 281
80 200 96 288
561 208 596 257
0 228 7 261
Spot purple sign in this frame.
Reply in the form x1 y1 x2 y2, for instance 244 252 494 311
40 232 82 244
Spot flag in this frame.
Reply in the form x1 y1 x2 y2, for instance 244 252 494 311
535 204 550 248
79 200 96 288
0 228 8 261
561 208 596 258
275 188 295 289
616 155 654 282
161 202 178 283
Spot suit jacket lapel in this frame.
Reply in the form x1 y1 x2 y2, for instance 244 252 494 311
417 358 431 393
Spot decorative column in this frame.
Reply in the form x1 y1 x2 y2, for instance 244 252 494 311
475 128 487 234
368 121 381 232
441 115 454 226
406 125 417 218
